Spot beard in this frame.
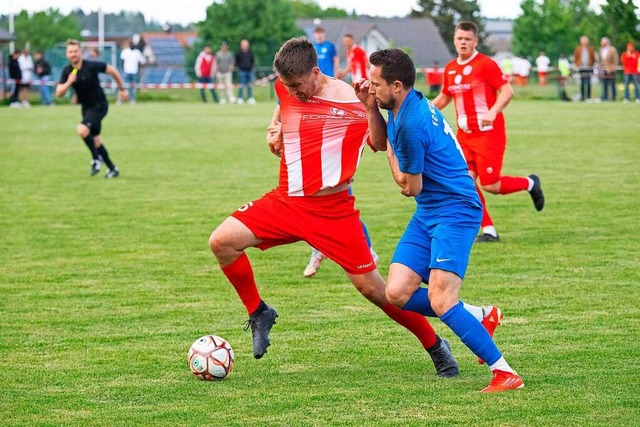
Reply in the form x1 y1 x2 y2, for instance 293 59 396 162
376 97 396 111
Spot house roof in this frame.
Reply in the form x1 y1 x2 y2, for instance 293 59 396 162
0 28 15 43
297 18 453 68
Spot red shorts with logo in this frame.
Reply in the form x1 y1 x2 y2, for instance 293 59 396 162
231 189 375 275
457 129 507 186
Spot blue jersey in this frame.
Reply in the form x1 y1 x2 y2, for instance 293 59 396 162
314 41 337 77
387 89 481 218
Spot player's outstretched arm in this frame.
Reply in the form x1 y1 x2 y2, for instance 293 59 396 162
431 92 452 110
55 69 76 98
105 64 129 102
266 105 283 157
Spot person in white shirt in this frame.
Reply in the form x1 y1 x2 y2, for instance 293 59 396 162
535 52 551 85
17 49 34 107
120 40 145 103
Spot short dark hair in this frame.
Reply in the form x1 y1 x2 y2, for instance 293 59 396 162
273 36 317 78
314 26 325 33
455 21 478 36
369 48 416 89
66 38 80 47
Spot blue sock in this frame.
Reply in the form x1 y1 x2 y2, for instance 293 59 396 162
402 288 437 317
360 219 372 248
440 301 502 365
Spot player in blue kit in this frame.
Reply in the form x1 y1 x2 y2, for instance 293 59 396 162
355 48 524 393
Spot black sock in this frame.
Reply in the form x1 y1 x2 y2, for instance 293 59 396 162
250 300 267 318
83 135 99 160
96 145 115 170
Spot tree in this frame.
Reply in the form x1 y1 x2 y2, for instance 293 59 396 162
289 0 349 18
411 0 490 55
197 0 301 67
11 9 81 52
512 0 600 61
599 0 639 51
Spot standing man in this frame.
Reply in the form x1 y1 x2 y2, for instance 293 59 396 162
599 37 618 102
194 45 219 103
34 51 53 106
56 39 127 178
235 39 256 104
535 51 550 86
621 42 640 103
120 40 145 104
337 33 369 84
8 50 22 108
432 21 544 243
208 37 459 378
426 61 443 94
18 49 34 107
312 26 338 77
573 35 596 101
357 47 524 393
215 41 236 104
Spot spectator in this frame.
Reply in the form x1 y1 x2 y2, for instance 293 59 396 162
573 35 596 101
500 54 514 82
194 45 219 103
120 40 145 104
557 54 572 101
8 50 22 108
337 33 368 84
535 51 550 85
33 50 53 106
426 61 443 94
312 26 338 77
599 37 618 102
512 56 531 86
621 42 640 103
235 39 256 105
215 41 235 104
18 49 34 107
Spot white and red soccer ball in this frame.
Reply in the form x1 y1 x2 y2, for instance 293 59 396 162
188 335 235 380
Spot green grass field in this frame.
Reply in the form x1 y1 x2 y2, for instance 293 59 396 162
1 98 639 426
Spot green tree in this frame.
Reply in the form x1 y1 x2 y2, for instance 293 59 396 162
290 0 349 18
197 0 301 68
599 0 639 51
512 0 599 61
411 0 490 55
12 9 81 51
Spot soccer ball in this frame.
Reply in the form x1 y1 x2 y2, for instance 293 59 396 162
188 335 235 380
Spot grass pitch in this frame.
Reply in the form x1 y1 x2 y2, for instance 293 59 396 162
1 98 639 426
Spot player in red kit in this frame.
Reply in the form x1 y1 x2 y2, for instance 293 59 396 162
338 33 369 84
432 22 544 243
208 37 459 377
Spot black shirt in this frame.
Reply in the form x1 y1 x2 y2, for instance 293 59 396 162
235 50 254 71
35 59 51 77
60 60 108 108
9 57 21 80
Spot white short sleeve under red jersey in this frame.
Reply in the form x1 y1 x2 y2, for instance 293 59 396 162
348 45 369 83
442 52 509 134
275 79 370 197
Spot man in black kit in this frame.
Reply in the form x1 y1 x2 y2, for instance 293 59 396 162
56 39 128 178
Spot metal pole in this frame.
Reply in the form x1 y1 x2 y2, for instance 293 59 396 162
9 0 15 53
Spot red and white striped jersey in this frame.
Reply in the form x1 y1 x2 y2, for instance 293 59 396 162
348 45 369 83
442 51 509 134
275 79 370 197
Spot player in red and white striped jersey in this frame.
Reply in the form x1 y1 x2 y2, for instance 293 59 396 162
432 21 544 243
208 37 458 376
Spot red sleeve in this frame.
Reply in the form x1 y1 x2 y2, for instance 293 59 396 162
483 57 509 90
441 64 452 96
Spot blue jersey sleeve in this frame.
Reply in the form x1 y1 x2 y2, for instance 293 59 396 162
394 123 426 175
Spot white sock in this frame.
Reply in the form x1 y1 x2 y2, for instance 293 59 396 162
482 225 498 237
463 303 484 321
489 356 515 374
527 177 534 191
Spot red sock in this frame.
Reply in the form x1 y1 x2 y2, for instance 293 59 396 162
499 176 529 194
476 184 494 228
382 303 437 349
221 253 261 314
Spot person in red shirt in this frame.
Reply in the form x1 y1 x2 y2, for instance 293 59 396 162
432 21 544 243
621 42 640 103
337 33 369 84
194 45 219 103
208 37 459 376
426 60 443 94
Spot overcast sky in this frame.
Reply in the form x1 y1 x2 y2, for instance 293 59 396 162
0 0 629 26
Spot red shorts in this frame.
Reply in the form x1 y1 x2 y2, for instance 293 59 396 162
457 130 506 186
231 189 376 275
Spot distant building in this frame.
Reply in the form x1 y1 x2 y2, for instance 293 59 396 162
484 19 514 62
297 18 452 68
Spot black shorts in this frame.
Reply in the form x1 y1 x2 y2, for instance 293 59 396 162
81 102 109 136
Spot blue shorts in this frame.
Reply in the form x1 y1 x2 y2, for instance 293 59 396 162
391 212 479 282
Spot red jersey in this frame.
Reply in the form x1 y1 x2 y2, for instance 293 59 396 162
442 51 509 135
348 45 368 83
621 50 640 75
426 68 443 86
275 79 370 197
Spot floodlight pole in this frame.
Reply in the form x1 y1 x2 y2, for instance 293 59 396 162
9 0 15 52
98 7 105 54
